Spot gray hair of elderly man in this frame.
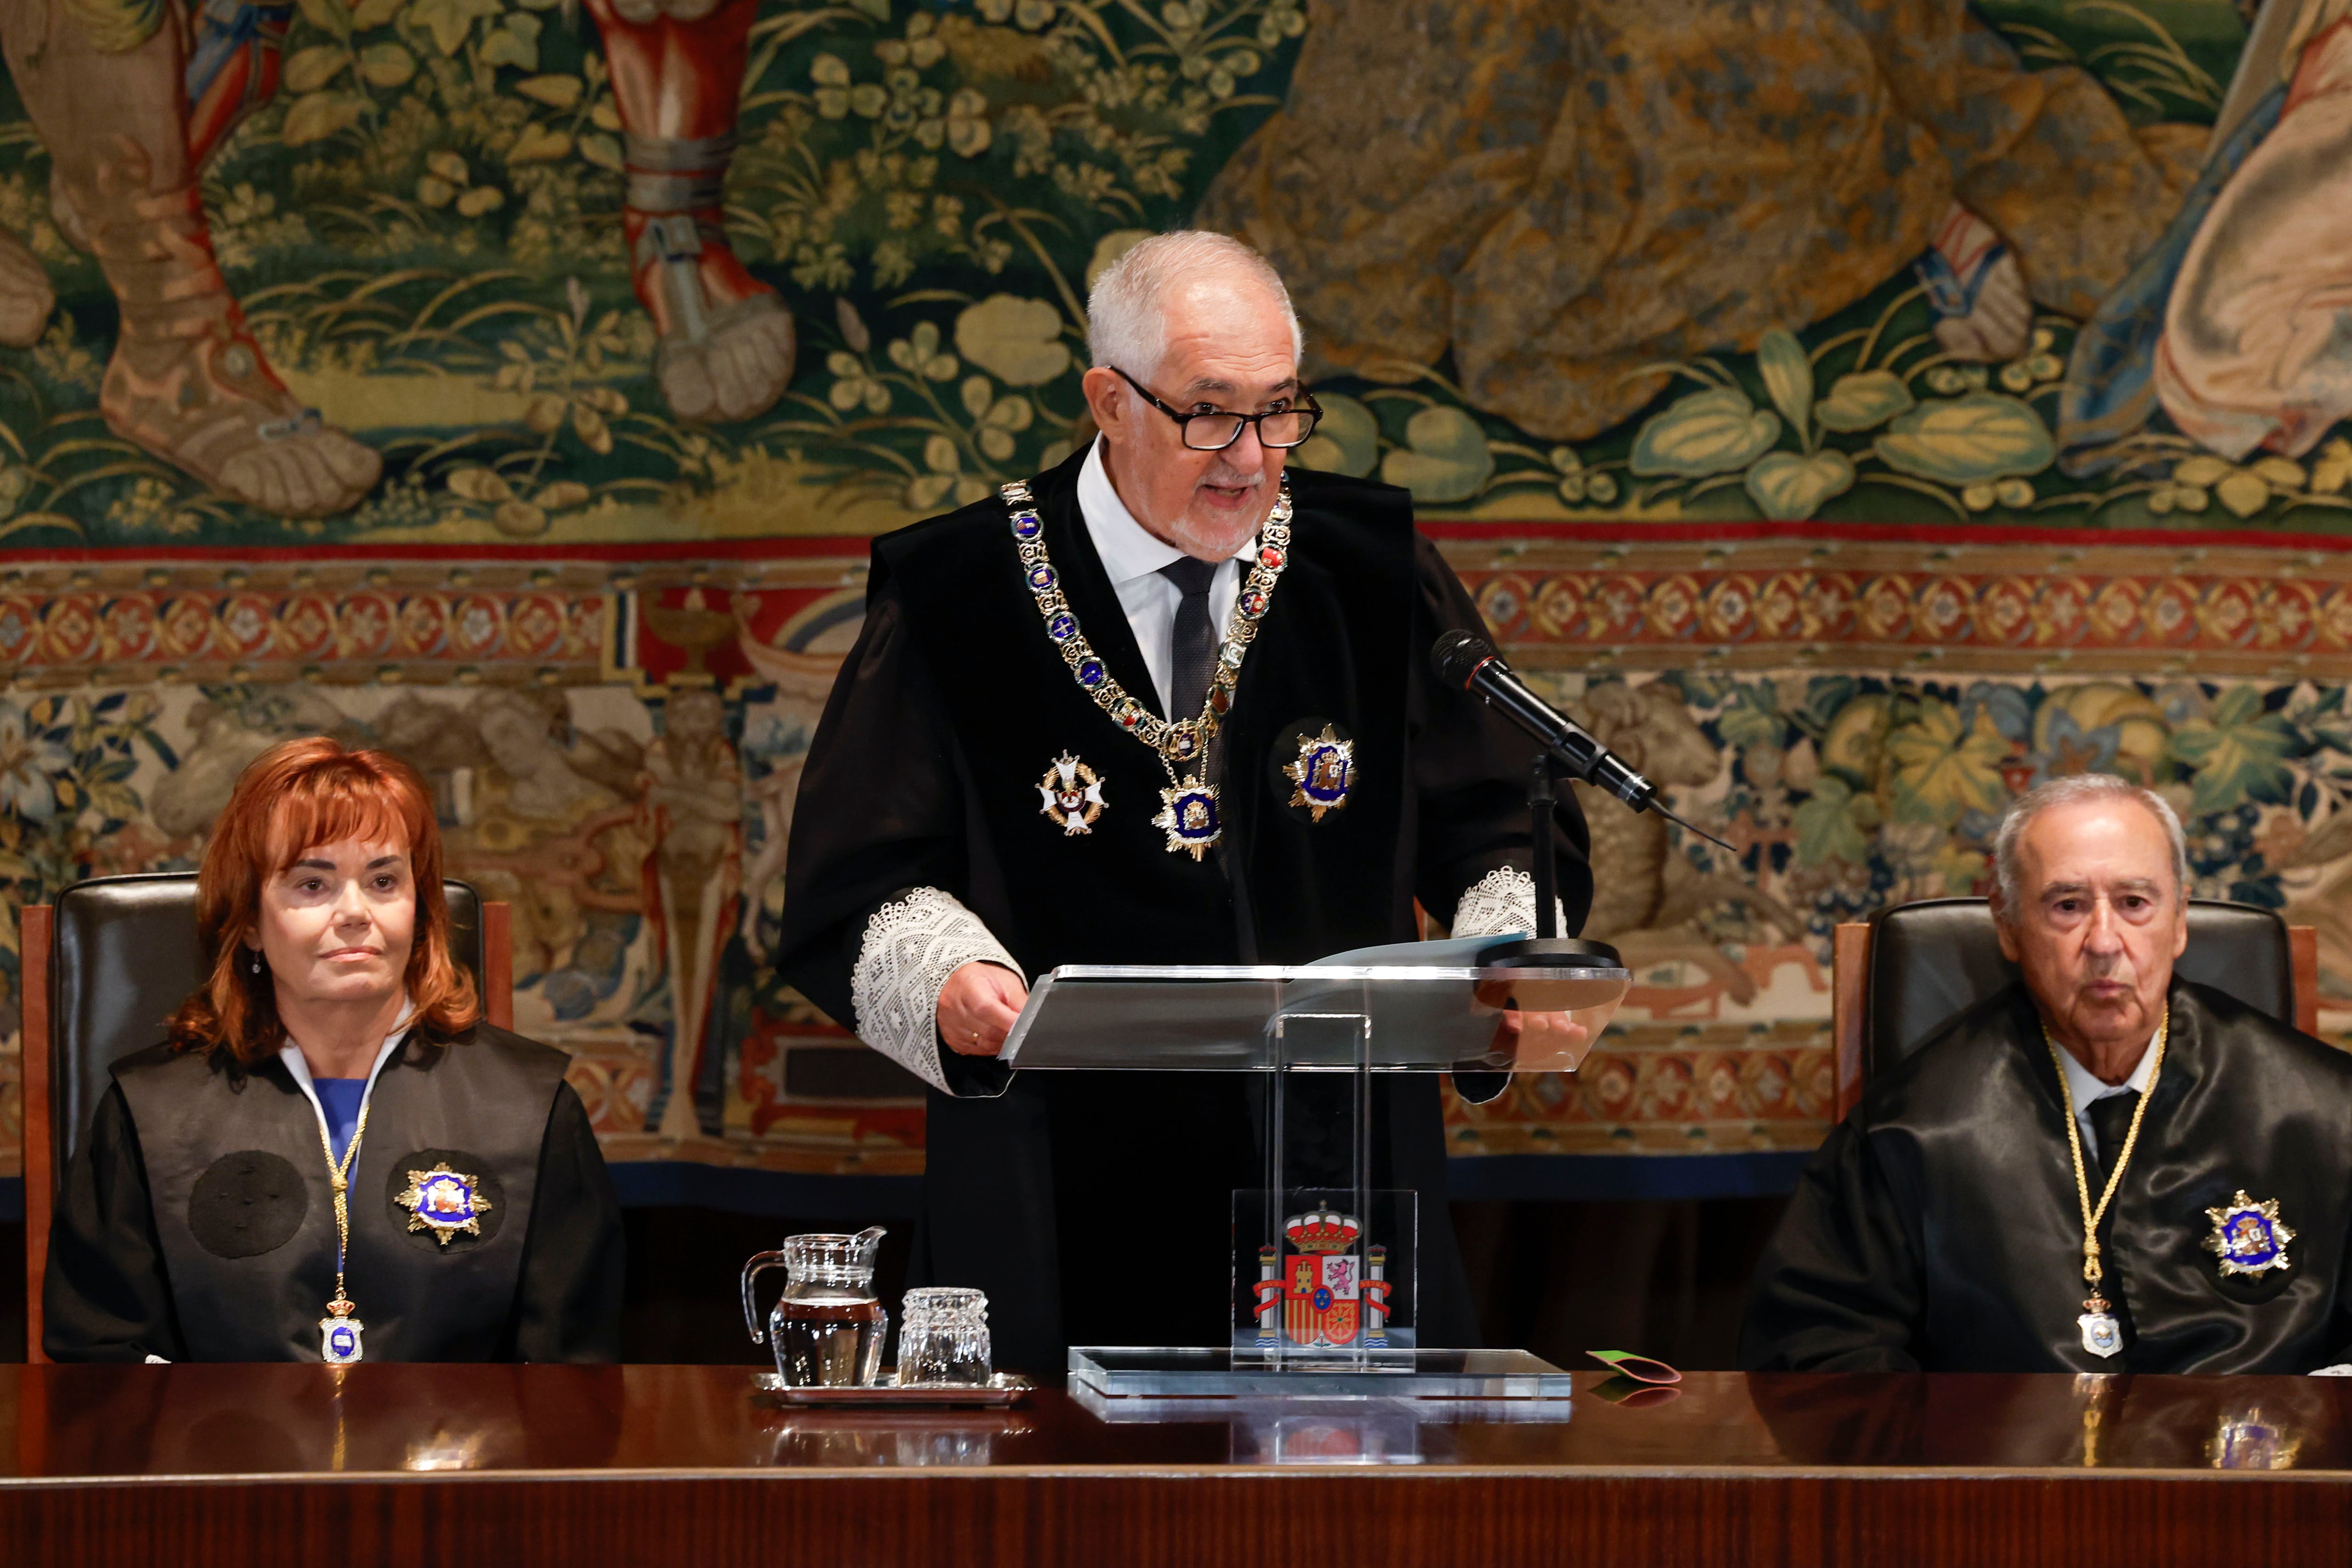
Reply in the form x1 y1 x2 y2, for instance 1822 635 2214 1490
1086 230 1304 382
1990 772 2192 923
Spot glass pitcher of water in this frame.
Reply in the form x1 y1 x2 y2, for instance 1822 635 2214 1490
742 1227 887 1386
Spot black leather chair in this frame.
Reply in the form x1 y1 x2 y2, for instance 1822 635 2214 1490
1832 896 2313 1118
23 871 507 1361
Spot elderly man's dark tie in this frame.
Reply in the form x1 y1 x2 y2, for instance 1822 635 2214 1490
1160 556 1218 722
2088 1090 2141 1190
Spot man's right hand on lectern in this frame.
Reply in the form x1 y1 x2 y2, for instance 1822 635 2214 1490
938 961 1030 1056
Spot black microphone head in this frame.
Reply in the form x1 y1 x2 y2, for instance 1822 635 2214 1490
1431 629 1498 689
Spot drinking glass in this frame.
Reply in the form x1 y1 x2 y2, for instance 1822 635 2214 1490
898 1287 991 1385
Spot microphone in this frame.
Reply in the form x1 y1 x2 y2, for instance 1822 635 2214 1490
1431 629 1734 852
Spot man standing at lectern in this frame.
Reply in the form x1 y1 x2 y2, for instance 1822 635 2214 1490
778 231 1593 1372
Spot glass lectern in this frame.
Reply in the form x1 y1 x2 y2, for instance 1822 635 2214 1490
998 943 1629 1401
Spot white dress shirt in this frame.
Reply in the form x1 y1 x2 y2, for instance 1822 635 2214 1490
2054 1030 2161 1162
1076 438 1257 718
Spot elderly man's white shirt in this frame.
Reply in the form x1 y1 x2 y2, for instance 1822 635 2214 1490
848 447 1551 1090
2055 1032 2161 1161
1076 436 1254 716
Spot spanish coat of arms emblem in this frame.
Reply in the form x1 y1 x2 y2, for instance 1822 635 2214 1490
1249 1205 1394 1349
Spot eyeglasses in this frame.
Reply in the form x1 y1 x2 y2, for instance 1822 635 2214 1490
1113 367 1323 451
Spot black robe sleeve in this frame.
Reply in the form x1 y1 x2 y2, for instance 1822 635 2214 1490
1738 1118 1928 1372
775 576 1017 1097
43 1082 188 1363
777 576 968 1034
508 1082 626 1363
1405 532 1594 931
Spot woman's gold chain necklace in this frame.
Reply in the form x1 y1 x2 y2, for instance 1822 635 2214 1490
314 1096 373 1363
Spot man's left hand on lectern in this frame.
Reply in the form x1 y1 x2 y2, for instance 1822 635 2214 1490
939 960 1030 1056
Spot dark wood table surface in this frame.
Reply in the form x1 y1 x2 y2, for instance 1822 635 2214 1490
4 1362 2350 1566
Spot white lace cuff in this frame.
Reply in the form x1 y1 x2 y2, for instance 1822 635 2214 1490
1447 866 1569 940
850 886 1020 1093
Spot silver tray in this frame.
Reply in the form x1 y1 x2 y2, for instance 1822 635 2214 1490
751 1371 1034 1407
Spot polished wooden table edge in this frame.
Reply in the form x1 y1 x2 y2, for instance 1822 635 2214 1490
5 1464 2350 1488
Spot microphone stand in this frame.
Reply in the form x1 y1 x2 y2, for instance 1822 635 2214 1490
1532 752 1559 942
1477 753 1622 974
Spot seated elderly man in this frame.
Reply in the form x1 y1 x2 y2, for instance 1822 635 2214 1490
1743 772 2352 1373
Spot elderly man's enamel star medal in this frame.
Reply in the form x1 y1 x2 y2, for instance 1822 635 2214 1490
2204 1190 2294 1278
1038 751 1107 836
397 1162 493 1245
1284 724 1354 821
1002 476 1292 856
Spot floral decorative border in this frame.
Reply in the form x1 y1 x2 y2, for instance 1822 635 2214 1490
8 531 2352 684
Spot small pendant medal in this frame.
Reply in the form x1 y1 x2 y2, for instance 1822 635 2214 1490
320 1294 366 1364
1154 777 1222 860
2078 1296 2122 1359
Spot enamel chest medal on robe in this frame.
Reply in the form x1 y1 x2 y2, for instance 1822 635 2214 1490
2203 1190 2294 1277
1284 724 1354 821
397 1162 493 1244
1038 752 1107 835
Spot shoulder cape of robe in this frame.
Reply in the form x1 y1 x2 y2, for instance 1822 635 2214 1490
44 1022 624 1363
1742 979 2352 1373
777 444 1592 1371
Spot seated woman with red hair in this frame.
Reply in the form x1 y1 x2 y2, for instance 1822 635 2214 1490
44 738 623 1363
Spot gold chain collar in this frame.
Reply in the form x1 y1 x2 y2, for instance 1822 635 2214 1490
1000 476 1293 778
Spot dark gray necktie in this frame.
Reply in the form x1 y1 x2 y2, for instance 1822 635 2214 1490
2087 1090 2141 1191
1160 556 1218 722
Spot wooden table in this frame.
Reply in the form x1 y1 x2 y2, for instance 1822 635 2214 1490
3 1363 2348 1566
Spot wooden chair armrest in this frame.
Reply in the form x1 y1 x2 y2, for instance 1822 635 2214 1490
1831 922 1870 1124
2291 923 2319 1039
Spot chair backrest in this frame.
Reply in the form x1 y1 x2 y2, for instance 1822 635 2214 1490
1865 896 2294 1082
45 872 487 1189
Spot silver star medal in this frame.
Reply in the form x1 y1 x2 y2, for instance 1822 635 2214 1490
1038 752 1107 836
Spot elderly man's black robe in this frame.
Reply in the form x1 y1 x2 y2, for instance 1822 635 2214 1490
779 445 1593 1373
1743 980 2352 1373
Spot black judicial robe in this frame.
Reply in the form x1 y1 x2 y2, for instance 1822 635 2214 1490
1742 980 2352 1373
45 1024 624 1362
779 444 1592 1373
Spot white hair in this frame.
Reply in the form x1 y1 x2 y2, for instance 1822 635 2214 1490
1086 230 1303 384
1991 772 2191 923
